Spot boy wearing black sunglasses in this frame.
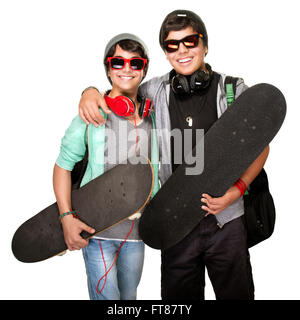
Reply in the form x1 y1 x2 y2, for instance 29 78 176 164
78 10 269 300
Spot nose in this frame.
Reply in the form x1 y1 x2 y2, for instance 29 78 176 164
123 61 131 72
178 42 188 54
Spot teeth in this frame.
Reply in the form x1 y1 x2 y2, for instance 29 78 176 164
120 76 133 79
178 58 192 63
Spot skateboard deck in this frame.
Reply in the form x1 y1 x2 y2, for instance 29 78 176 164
139 83 286 250
12 156 154 263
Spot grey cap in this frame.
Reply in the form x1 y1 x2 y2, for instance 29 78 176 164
103 33 149 64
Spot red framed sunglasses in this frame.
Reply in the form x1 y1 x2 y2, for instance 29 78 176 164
163 34 203 53
107 57 147 71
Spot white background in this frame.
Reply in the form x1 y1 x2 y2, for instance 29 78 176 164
0 0 299 300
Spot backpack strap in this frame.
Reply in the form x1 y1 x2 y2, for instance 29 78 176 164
71 125 90 189
224 76 239 107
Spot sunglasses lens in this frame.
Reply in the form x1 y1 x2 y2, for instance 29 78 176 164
165 41 179 53
164 34 200 53
183 35 199 48
110 58 125 69
130 58 145 70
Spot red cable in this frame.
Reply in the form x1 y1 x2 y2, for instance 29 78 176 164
96 220 135 295
134 115 139 155
96 240 107 294
96 113 139 295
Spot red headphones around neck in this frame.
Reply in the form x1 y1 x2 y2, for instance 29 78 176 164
104 92 153 118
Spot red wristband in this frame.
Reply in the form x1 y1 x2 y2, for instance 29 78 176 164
234 178 247 196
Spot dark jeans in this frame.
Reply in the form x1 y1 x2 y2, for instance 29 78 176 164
161 215 254 300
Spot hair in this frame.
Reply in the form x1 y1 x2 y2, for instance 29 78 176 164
159 10 208 50
104 39 149 79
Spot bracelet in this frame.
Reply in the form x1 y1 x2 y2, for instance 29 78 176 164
234 178 247 197
59 210 79 221
81 86 100 96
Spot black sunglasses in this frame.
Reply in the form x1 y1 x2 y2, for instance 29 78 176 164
163 34 203 53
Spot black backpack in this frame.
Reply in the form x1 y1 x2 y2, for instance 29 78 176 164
225 76 276 248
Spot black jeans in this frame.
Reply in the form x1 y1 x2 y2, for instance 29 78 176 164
161 215 254 300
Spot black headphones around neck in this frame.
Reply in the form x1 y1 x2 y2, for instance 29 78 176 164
170 63 212 95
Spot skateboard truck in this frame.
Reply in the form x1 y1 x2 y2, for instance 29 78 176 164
128 212 142 220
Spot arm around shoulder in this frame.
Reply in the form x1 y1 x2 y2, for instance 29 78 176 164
79 87 110 126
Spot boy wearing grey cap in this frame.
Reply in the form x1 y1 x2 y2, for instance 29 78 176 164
53 33 158 300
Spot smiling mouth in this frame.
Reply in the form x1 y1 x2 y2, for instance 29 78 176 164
119 75 134 80
177 57 193 64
